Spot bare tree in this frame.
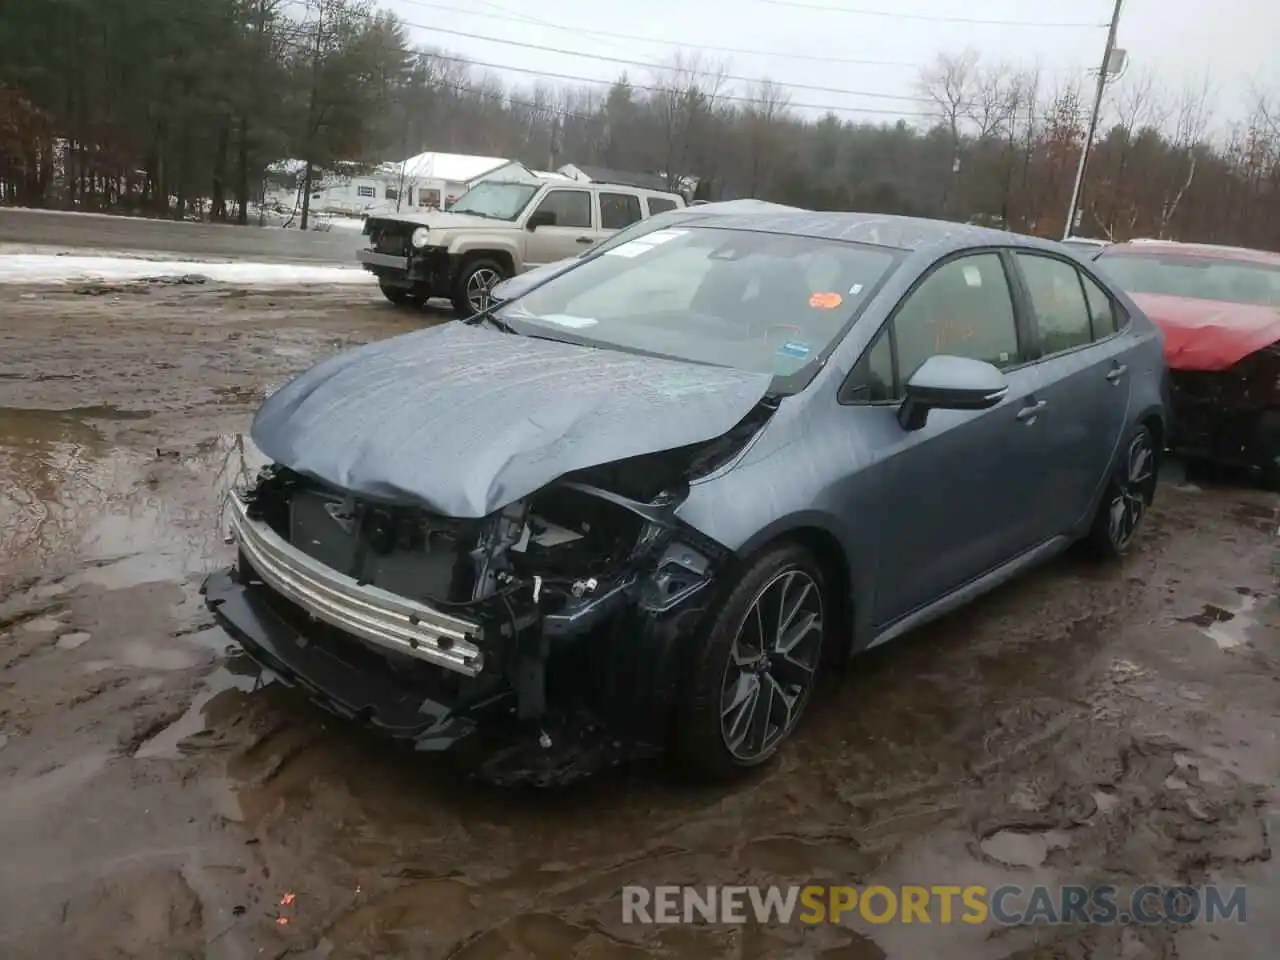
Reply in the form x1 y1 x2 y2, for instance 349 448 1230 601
1157 75 1212 237
739 79 792 197
917 49 979 213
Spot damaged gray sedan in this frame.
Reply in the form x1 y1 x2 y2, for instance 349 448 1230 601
204 212 1170 784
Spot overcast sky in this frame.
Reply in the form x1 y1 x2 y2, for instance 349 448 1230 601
382 0 1277 131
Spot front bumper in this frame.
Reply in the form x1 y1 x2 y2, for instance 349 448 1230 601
226 494 484 676
203 566 494 751
357 245 454 293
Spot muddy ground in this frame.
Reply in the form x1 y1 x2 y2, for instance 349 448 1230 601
0 280 1276 960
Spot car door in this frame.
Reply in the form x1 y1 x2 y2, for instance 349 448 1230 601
839 250 1050 627
525 188 596 266
1007 250 1133 538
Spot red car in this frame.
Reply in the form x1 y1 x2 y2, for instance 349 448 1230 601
1094 240 1280 488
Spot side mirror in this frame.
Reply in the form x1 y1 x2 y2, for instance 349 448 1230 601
898 355 1008 431
526 210 556 230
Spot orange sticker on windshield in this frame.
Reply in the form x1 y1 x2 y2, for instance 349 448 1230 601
809 291 843 309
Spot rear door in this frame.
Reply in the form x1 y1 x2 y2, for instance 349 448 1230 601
598 190 644 244
839 250 1050 626
525 188 596 266
1007 250 1134 537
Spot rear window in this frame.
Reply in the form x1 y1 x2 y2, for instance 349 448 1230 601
1097 251 1280 308
647 197 679 215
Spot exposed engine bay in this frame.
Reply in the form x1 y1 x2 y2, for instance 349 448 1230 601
207 398 777 784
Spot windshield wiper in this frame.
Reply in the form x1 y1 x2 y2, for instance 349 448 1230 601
464 305 516 334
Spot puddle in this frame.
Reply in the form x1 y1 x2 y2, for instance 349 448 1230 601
1177 594 1267 649
133 659 262 760
979 829 1071 868
0 407 237 588
55 631 91 650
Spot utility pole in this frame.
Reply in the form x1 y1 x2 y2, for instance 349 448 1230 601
1063 0 1124 240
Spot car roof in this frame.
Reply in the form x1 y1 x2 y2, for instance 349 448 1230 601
1104 239 1280 267
667 210 1062 255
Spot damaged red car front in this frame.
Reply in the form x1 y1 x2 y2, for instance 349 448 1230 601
1094 240 1280 487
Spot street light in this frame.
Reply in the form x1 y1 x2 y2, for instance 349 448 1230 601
1062 0 1127 240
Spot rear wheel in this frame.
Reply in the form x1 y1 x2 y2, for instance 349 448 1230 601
1086 423 1158 558
452 258 507 316
672 543 826 779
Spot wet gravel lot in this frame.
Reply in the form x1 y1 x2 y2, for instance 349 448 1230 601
0 280 1277 959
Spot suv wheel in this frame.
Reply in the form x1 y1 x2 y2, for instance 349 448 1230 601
378 281 423 307
672 543 826 779
452 258 507 316
1086 423 1157 558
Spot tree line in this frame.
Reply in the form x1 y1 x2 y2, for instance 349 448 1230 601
2 0 1279 249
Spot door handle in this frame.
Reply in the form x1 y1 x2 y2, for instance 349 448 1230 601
575 236 594 244
1105 364 1128 383
1016 399 1048 423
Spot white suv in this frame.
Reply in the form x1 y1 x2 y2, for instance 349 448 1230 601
357 177 686 314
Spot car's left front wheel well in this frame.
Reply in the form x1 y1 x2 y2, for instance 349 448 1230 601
742 526 854 668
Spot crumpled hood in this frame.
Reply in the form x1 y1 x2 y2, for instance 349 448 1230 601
1131 292 1280 371
250 322 774 518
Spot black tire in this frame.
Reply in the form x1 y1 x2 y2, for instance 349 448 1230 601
671 542 827 779
378 281 422 308
1254 411 1280 492
1085 423 1158 558
452 258 508 317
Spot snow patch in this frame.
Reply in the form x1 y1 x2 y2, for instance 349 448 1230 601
0 254 373 286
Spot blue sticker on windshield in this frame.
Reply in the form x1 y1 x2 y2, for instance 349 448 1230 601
778 341 811 359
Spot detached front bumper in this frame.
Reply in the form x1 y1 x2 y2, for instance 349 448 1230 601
203 567 496 751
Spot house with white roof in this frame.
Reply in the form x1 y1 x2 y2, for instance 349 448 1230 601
308 152 537 217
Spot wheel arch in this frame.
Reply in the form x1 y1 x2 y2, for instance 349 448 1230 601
729 514 862 663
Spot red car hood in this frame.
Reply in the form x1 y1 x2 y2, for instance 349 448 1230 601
1130 292 1280 371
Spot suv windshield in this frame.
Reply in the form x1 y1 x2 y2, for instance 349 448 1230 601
448 182 538 220
496 226 899 389
1097 251 1280 308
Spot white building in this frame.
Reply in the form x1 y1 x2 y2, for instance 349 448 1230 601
309 153 537 217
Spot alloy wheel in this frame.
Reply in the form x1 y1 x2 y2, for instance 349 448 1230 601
466 267 501 313
1107 431 1155 550
719 569 824 762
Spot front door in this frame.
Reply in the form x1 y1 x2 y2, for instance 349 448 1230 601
1008 251 1133 538
838 250 1049 627
525 188 596 267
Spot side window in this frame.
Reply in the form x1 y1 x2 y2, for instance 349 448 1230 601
1079 270 1119 339
647 196 678 215
1016 253 1093 354
532 189 592 229
600 192 642 229
844 332 895 404
893 253 1021 381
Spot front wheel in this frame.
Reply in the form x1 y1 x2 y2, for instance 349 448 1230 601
378 281 424 308
452 258 508 316
1086 423 1158 558
671 543 827 779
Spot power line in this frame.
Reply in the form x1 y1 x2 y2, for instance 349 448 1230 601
392 0 922 69
757 0 1109 27
420 50 933 118
397 22 933 103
